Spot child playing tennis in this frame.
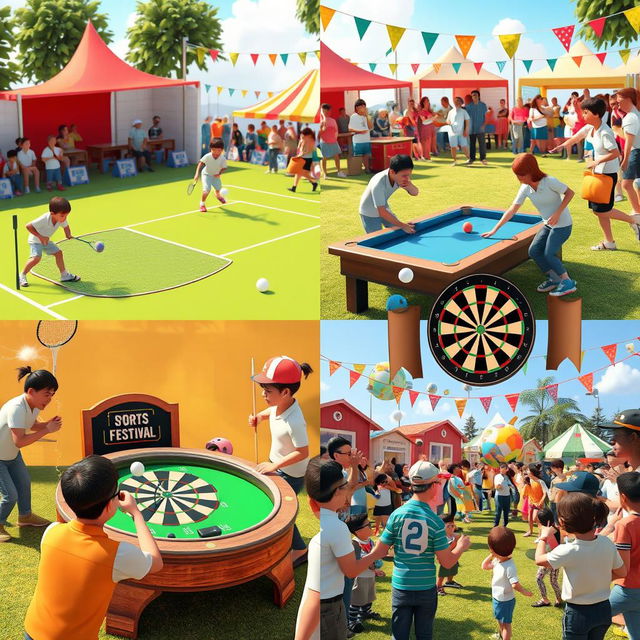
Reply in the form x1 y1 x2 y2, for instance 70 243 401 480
0 367 63 542
249 356 312 567
482 153 576 297
194 138 227 212
24 454 163 640
19 196 80 288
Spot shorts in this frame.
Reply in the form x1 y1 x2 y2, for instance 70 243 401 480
320 142 341 158
29 242 60 258
438 561 459 578
360 215 394 234
531 127 548 140
373 504 394 516
588 172 617 213
202 174 222 192
302 157 313 171
351 575 376 607
493 597 516 624
46 168 62 183
353 142 371 156
623 148 640 180
448 134 469 148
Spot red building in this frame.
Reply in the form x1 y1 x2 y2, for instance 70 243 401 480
390 420 467 465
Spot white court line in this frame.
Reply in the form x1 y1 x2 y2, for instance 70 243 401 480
45 295 85 309
0 282 68 319
222 225 320 257
225 183 315 203
234 200 320 220
124 227 231 260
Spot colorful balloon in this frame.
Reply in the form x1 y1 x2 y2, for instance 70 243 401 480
479 423 523 468
366 362 412 401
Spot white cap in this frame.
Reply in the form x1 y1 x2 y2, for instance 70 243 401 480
132 119 142 125
408 460 438 485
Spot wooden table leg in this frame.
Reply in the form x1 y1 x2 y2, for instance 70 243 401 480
345 276 369 314
266 554 295 608
106 582 162 639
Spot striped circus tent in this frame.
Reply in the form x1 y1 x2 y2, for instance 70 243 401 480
543 423 610 463
233 69 319 123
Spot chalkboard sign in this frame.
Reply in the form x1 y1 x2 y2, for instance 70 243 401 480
82 394 180 455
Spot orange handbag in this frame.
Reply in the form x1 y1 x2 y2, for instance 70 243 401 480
286 156 305 175
581 170 613 204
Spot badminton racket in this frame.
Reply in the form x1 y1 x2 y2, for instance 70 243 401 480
36 321 78 375
74 237 104 252
186 180 198 195
252 357 258 464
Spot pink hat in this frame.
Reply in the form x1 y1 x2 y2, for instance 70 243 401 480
252 356 301 384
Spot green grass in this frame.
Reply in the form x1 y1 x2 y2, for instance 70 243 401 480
1 162 319 319
0 467 317 640
357 509 620 640
321 150 640 319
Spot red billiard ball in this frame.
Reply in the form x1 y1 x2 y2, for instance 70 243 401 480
463 222 473 233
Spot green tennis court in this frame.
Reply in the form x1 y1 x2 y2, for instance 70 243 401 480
1 162 319 319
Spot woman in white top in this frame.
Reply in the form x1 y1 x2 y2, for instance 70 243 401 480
483 153 577 297
0 367 63 542
616 88 640 217
528 95 553 156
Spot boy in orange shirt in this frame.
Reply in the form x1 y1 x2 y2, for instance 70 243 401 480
24 455 163 640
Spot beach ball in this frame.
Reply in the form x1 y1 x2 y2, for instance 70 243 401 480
426 383 438 394
366 362 412 401
479 423 523 468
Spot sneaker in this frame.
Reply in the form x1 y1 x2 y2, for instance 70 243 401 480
591 241 617 251
337 171 347 178
437 587 447 596
199 205 207 212
216 195 226 204
25 187 30 194
312 182 318 192
46 184 53 191
537 278 560 293
0 525 11 542
35 187 41 193
60 272 81 283
615 194 624 202
288 186 297 192
19 274 28 287
56 184 66 191
550 279 577 297
14 190 22 196
17 512 50 527
445 580 463 589
348 622 364 633
465 160 474 165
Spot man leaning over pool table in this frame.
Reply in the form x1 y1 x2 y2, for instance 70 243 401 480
359 154 418 234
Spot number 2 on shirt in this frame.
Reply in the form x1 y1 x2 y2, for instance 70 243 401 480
401 518 429 554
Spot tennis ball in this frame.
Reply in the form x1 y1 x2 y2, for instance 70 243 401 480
256 277 269 293
130 461 145 476
95 242 105 252
398 267 414 283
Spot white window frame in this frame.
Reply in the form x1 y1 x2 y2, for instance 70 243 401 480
429 442 453 464
320 428 356 446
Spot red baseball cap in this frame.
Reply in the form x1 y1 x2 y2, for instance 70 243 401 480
252 356 301 384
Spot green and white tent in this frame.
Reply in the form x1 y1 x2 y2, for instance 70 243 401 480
543 424 610 463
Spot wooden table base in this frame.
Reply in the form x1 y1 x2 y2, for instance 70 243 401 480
106 583 162 639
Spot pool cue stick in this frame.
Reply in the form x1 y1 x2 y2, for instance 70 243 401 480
252 357 258 464
13 215 20 290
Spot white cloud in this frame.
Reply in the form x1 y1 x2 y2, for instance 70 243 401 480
320 381 330 392
415 399 432 415
492 18 525 36
596 362 640 395
108 39 129 60
4 0 27 9
126 11 138 30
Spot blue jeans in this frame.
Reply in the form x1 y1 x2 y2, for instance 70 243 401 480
46 168 62 184
0 452 31 524
8 173 23 193
494 494 511 527
392 586 438 640
268 148 279 171
563 600 611 640
276 470 306 551
474 484 483 511
610 585 640 640
529 224 572 278
343 576 354 610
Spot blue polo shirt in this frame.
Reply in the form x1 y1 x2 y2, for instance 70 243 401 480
380 498 449 590
465 101 487 134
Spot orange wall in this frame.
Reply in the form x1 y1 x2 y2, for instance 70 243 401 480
0 321 319 466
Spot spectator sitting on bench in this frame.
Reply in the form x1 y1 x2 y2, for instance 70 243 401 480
18 138 40 194
148 115 163 140
244 124 258 162
68 124 83 148
3 149 23 195
128 119 153 172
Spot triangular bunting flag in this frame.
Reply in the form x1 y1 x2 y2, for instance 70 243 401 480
547 58 557 71
389 63 398 74
578 373 594 393
267 91 274 97
452 62 462 74
624 7 640 33
455 398 467 418
392 386 404 403
572 56 583 67
320 5 336 31
522 361 529 375
268 53 277 65
620 49 631 64
369 63 377 72
421 32 439 54
595 52 607 65
411 63 420 74
315 50 320 59
298 52 307 65
429 394 441 411
496 60 507 72
354 16 371 40
196 47 205 65
522 59 533 72
241 89 248 97
216 86 224 95
280 53 288 65
229 52 239 66
432 63 441 74
204 84 211 93
209 49 219 62
455 34 475 58
349 370 361 388
602 343 617 364
505 393 520 412
328 360 340 375
353 364 366 374
480 397 492 413
546 384 559 403
228 88 235 96
552 25 575 52
385 47 392 56
386 24 406 51
498 33 521 59
588 17 606 38
473 62 483 74
409 390 419 407
250 53 259 65
254 91 260 98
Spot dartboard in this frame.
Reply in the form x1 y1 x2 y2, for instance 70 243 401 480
120 470 220 526
427 274 535 385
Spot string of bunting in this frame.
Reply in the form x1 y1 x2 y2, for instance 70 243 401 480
203 84 276 99
186 42 320 67
320 5 640 61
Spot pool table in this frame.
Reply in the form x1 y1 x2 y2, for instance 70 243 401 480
328 205 544 313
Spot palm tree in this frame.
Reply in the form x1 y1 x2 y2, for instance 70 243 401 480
518 376 586 445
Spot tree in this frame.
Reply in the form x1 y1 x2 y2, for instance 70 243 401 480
583 406 608 438
0 6 20 90
13 0 112 83
127 0 223 78
462 415 478 441
517 376 586 445
296 0 319 35
575 0 638 48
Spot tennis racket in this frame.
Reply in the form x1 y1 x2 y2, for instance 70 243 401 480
186 180 197 195
36 320 78 375
75 237 104 252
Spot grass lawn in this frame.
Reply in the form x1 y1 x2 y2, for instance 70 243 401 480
356 509 621 640
321 149 640 320
0 467 317 640
1 161 319 320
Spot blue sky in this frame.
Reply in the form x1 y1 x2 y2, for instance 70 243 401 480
320 320 640 433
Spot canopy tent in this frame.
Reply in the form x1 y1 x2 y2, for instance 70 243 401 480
232 69 319 123
543 423 610 463
518 41 624 97
0 22 199 160
320 42 412 113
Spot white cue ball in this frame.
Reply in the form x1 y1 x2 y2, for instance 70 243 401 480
256 277 269 292
398 268 414 283
130 461 145 477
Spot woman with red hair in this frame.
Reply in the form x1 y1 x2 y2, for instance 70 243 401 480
482 153 576 296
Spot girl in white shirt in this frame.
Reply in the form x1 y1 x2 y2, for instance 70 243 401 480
17 138 41 194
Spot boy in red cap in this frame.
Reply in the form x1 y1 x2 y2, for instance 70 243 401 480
250 355 313 567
